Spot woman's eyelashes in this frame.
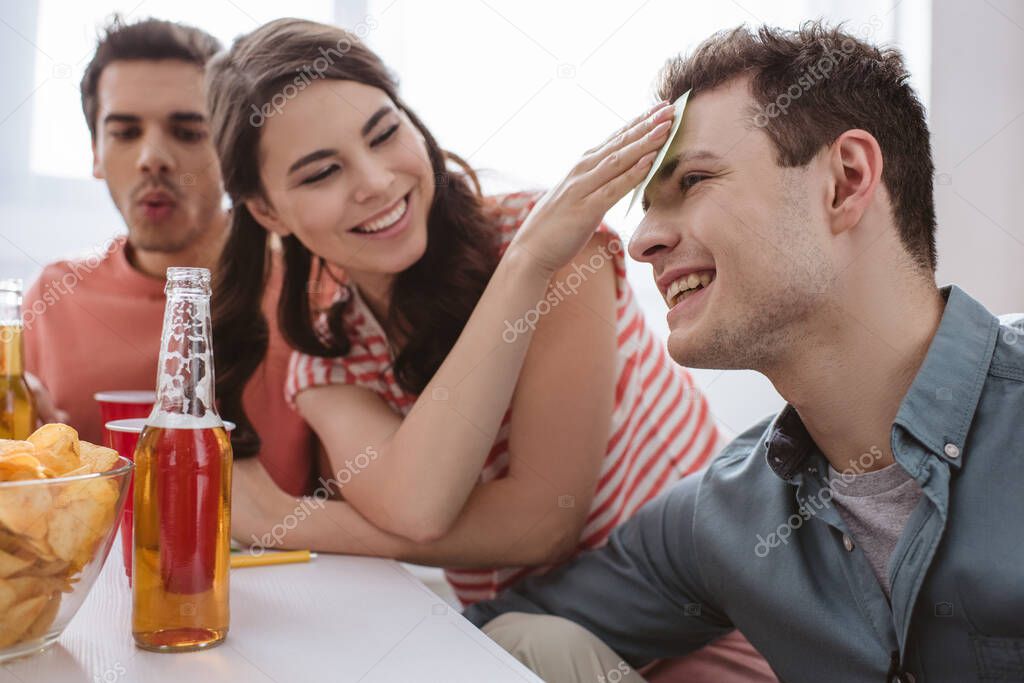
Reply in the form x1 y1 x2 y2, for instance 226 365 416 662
298 123 401 186
370 122 399 147
301 163 340 185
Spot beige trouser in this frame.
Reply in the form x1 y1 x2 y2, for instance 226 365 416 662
483 612 648 683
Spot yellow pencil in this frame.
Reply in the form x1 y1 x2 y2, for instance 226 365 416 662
230 550 317 568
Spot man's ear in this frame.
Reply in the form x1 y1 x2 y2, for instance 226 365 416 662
91 137 104 180
826 129 883 236
244 195 291 237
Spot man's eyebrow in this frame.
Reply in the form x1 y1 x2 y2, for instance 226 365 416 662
102 112 206 125
169 111 206 124
103 113 140 125
642 149 724 208
361 105 393 136
660 149 724 177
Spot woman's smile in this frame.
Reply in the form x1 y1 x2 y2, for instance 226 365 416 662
349 190 413 240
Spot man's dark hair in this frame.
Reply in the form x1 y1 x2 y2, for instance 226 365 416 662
659 21 936 271
80 16 222 139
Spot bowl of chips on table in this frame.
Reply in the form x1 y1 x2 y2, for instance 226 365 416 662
0 424 132 662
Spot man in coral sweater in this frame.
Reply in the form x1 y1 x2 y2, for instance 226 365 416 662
23 17 318 497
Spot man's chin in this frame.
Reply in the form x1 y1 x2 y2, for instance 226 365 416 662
665 328 709 368
666 325 737 370
126 222 202 255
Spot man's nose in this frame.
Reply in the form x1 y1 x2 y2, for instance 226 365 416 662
136 131 175 176
628 211 682 265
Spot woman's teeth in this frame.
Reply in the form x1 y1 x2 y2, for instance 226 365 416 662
666 270 715 307
354 196 408 233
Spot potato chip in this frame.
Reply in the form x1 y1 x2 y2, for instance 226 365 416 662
0 580 16 612
17 558 69 577
0 468 46 483
0 527 21 553
47 493 114 566
0 549 32 579
0 486 51 539
4 576 50 600
23 590 61 640
54 476 118 509
0 594 49 648
0 441 35 458
0 442 48 483
79 442 120 474
0 453 49 482
26 424 80 476
15 534 56 563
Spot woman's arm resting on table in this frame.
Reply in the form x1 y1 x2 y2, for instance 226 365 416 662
231 454 576 566
235 235 618 565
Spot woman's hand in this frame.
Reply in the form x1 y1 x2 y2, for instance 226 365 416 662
231 457 289 548
509 101 675 275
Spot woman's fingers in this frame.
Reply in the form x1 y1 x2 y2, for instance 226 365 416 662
589 149 660 209
578 102 673 172
576 117 671 198
509 101 675 274
586 100 666 152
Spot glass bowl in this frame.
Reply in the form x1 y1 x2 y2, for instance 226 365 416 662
0 455 132 662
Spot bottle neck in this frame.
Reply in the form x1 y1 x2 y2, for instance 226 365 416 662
0 324 24 377
0 290 24 377
150 290 222 429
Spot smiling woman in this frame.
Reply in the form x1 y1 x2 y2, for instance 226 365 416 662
206 21 501 461
205 19 725 619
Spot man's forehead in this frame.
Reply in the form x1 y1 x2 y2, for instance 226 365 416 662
97 60 206 115
665 83 765 163
678 81 755 145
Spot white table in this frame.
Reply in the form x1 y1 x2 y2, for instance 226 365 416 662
0 537 542 683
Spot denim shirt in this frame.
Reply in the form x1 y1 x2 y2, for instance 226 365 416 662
466 286 1024 683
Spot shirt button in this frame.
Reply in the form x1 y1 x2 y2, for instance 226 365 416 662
843 534 855 552
944 443 960 458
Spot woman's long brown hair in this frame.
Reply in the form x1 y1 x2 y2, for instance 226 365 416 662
206 19 499 458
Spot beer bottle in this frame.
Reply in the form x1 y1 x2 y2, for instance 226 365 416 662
0 279 35 439
132 267 232 652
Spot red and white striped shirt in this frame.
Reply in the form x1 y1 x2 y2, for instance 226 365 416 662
285 191 722 605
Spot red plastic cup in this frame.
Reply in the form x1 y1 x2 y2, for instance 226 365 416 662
105 418 235 587
95 390 156 425
105 418 146 585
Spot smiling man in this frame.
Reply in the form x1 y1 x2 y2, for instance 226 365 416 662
465 22 1024 683
23 17 319 497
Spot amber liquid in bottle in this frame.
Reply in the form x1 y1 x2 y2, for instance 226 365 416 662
132 267 232 652
0 280 35 440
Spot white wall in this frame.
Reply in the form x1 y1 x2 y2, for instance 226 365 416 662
931 0 1024 315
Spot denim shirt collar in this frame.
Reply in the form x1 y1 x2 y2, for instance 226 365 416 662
892 286 999 468
763 405 814 481
764 285 999 480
